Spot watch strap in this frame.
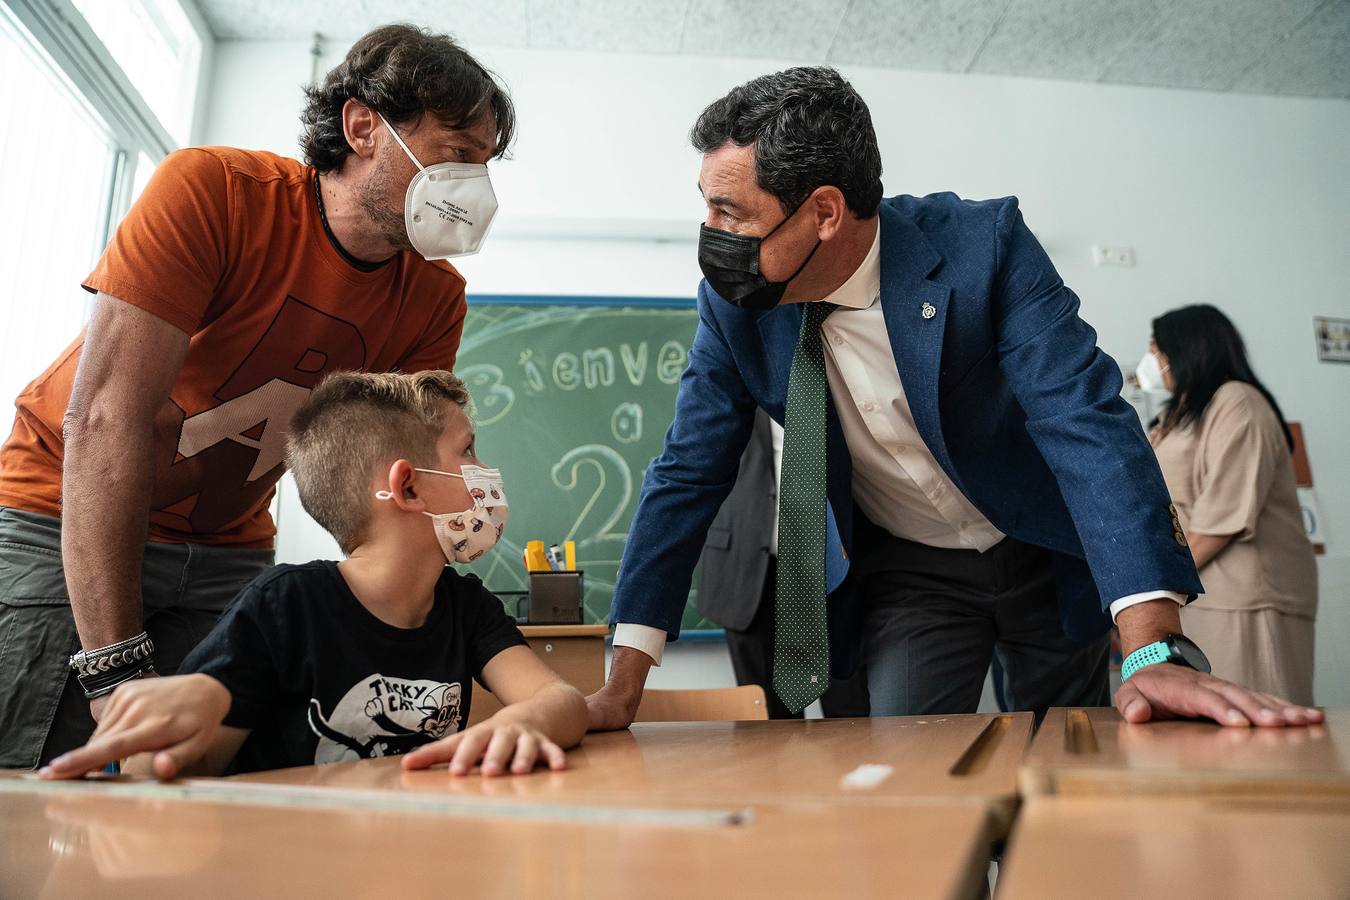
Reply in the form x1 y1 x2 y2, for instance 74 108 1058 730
1121 640 1172 680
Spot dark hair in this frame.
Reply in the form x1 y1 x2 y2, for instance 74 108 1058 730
300 24 515 173
1152 304 1293 449
690 66 883 218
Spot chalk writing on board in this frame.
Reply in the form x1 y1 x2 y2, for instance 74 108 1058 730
611 403 642 443
456 303 711 629
458 363 514 426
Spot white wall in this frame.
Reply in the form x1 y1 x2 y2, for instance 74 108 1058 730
206 41 1350 704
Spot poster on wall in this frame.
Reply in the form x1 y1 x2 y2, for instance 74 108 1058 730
1314 316 1350 363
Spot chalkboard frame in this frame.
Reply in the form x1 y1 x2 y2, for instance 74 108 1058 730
465 292 723 641
470 293 696 309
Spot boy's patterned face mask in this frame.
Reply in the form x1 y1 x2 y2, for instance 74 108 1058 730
376 465 508 564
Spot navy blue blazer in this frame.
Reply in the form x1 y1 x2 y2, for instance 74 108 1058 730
611 194 1202 675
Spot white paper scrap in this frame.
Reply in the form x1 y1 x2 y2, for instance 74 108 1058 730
840 763 894 790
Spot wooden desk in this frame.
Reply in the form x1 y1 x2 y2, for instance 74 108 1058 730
229 714 1033 836
1021 707 1350 799
0 782 992 899
998 796 1350 900
469 624 609 724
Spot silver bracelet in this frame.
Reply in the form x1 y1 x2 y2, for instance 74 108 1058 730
69 632 156 680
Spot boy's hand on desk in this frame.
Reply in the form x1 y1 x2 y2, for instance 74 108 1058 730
1115 664 1323 728
402 716 566 776
38 674 232 780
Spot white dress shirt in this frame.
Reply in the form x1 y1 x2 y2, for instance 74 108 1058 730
616 226 1180 665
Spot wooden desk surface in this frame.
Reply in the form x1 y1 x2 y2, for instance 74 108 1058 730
227 715 1032 836
518 624 610 639
998 796 1350 900
0 786 991 900
1021 707 1350 798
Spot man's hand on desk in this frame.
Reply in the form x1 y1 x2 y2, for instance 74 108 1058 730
39 674 233 780
1114 597 1323 728
1115 664 1322 727
584 646 653 731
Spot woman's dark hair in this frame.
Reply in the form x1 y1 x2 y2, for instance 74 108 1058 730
301 24 515 173
690 66 883 219
1152 304 1293 449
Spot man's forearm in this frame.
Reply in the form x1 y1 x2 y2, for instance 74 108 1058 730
603 645 655 701
61 415 155 650
1115 597 1184 658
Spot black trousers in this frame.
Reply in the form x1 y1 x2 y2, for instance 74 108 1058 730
723 557 870 720
853 518 1110 720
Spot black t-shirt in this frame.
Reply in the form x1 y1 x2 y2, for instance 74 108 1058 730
180 561 526 773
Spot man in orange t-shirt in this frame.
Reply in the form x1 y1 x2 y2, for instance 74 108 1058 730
0 24 515 768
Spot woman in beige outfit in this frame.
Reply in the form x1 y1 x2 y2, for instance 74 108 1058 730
1145 305 1317 704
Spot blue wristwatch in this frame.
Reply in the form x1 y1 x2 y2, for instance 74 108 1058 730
1121 633 1210 680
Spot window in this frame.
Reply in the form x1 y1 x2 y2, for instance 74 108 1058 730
131 150 157 204
0 0 210 408
0 11 116 408
72 0 202 146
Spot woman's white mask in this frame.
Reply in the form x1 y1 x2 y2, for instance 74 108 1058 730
1135 351 1170 394
378 113 498 260
376 465 508 564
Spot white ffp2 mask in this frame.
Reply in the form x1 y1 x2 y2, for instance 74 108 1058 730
378 113 498 260
1135 352 1170 394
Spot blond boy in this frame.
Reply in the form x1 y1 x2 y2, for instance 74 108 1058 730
42 371 586 778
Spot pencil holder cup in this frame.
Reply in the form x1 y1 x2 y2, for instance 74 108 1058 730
527 571 584 624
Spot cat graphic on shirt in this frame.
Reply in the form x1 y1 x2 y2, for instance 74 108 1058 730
307 673 463 764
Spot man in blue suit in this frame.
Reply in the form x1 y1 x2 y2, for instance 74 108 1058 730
588 67 1320 730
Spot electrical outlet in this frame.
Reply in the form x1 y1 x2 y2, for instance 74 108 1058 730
1092 244 1135 267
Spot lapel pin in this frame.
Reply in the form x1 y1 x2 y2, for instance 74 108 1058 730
921 302 936 320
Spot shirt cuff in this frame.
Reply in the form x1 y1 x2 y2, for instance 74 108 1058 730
612 623 666 667
1108 590 1188 623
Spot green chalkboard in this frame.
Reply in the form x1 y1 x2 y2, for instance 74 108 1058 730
455 298 716 632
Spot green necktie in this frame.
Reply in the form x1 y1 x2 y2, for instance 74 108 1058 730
773 301 837 714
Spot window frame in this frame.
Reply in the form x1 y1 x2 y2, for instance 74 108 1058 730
2 0 213 252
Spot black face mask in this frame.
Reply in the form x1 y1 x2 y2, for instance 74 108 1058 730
697 201 822 310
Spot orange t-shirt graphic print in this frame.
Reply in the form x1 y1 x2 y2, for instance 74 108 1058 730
0 147 467 547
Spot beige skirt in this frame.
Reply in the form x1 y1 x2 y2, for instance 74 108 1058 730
1179 604 1316 706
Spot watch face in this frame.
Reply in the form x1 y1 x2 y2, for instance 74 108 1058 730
1170 634 1211 674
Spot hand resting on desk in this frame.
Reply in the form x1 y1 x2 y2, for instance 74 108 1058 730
38 674 240 780
1115 663 1323 727
1114 598 1322 728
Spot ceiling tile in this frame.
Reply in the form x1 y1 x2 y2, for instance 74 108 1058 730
969 0 1159 81
360 0 531 48
527 0 691 52
1230 0 1350 97
194 0 1350 99
679 0 847 60
826 0 1010 72
1099 0 1327 92
198 0 370 40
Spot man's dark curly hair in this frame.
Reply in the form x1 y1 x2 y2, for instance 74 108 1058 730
300 23 515 173
690 66 882 218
